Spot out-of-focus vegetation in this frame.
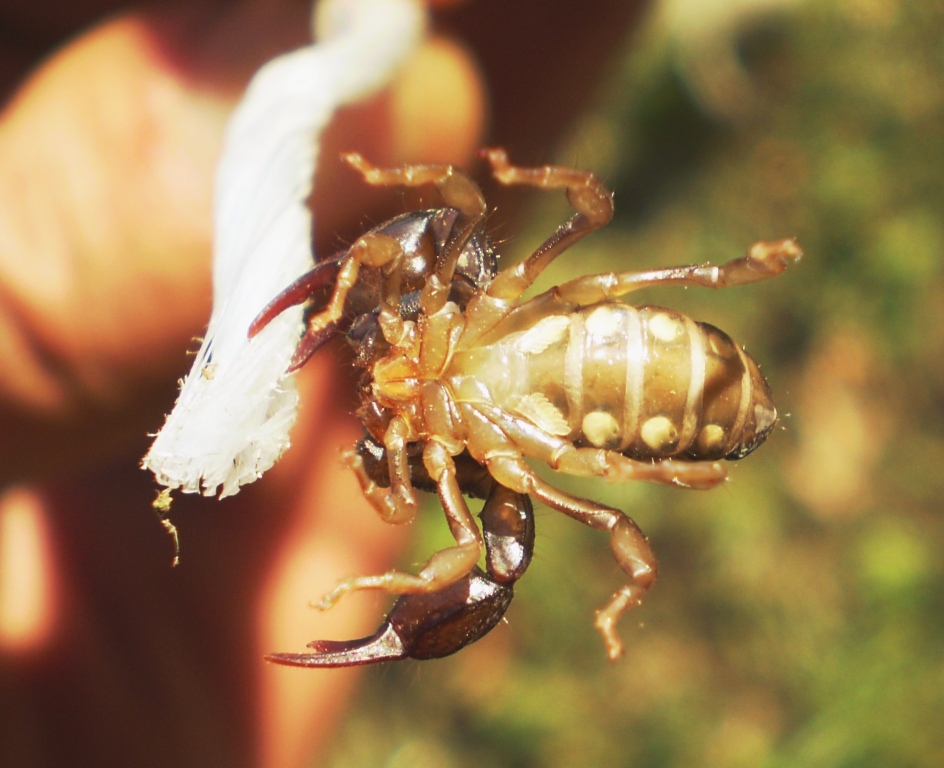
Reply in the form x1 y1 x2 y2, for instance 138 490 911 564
323 1 944 766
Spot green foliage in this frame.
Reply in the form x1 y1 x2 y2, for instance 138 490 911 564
323 2 944 766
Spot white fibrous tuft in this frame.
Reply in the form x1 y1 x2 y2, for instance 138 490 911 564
142 0 425 498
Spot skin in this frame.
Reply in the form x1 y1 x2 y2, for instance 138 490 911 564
0 1 646 766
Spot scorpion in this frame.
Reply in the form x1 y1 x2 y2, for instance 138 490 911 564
249 149 801 666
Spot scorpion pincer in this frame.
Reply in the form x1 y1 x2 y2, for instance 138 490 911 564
250 149 801 665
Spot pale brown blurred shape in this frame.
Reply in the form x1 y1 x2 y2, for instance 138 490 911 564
787 326 890 518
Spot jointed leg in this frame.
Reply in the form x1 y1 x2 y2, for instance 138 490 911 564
343 415 419 527
551 446 727 491
342 153 487 313
485 452 659 661
342 152 485 219
595 516 659 661
482 148 614 301
550 238 803 307
318 440 483 611
466 402 727 490
468 238 802 348
284 231 407 354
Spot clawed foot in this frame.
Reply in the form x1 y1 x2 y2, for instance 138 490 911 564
311 581 353 613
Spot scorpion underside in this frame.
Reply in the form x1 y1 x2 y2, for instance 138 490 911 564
251 149 801 666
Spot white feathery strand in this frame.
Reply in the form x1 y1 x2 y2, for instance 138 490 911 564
143 0 425 498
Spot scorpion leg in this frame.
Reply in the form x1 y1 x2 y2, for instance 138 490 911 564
466 239 802 350
465 402 728 491
349 436 533 586
485 451 666 662
265 480 533 667
315 441 483 611
459 407 680 659
481 148 614 301
480 149 799 306
304 232 406 341
345 415 420 527
549 238 803 307
551 446 727 491
342 153 487 314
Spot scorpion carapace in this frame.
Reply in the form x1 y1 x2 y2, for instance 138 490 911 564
250 148 801 665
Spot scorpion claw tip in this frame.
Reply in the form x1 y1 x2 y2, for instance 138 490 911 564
265 624 409 668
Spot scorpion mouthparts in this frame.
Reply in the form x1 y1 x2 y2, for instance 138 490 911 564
246 314 270 340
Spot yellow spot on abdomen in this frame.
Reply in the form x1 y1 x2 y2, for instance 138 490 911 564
641 415 679 452
585 306 623 337
696 423 726 453
582 411 621 448
648 312 683 342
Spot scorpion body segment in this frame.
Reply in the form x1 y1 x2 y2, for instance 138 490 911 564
447 302 776 463
253 149 801 665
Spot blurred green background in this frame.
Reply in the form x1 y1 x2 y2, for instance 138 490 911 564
323 1 944 766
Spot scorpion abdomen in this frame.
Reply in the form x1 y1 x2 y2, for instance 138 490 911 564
455 302 776 462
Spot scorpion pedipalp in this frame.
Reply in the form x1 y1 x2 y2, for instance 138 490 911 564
265 568 514 667
266 462 533 667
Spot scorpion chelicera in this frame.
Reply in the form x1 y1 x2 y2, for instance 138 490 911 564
250 149 801 666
